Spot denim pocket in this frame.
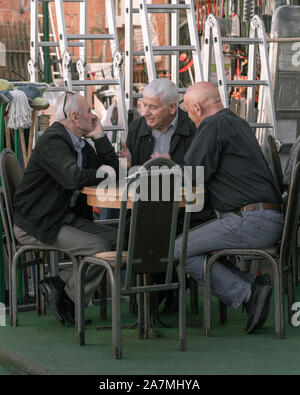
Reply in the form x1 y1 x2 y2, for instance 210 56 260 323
220 212 244 232
244 211 283 233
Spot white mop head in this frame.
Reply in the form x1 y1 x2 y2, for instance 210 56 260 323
7 89 32 129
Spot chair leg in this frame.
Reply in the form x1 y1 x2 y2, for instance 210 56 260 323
99 271 107 320
36 256 42 316
219 301 227 324
287 268 296 325
111 278 122 359
273 260 285 339
137 276 144 339
189 277 198 314
179 265 186 352
77 261 87 346
11 257 18 327
203 255 212 336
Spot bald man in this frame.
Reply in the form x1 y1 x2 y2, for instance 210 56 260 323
175 82 283 334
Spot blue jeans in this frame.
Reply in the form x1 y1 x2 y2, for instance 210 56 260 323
175 205 284 309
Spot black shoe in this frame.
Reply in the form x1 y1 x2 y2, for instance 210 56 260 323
255 273 271 286
38 276 66 325
163 292 179 313
60 291 92 326
244 284 272 334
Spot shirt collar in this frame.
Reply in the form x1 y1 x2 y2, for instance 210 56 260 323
65 127 86 151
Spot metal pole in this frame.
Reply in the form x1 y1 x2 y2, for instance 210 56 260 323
43 2 51 83
0 105 4 303
14 130 22 306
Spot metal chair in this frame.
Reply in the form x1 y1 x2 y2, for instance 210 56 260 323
77 159 191 358
203 159 300 340
0 148 79 327
262 134 284 193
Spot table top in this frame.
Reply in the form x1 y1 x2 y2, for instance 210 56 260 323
81 186 203 209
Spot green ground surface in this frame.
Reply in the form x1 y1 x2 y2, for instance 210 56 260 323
0 288 300 376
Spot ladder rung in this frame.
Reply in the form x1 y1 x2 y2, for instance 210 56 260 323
152 45 196 52
38 41 84 47
67 34 114 41
249 123 274 128
39 0 84 2
72 80 120 86
134 49 188 56
46 86 82 92
221 37 263 44
226 80 269 87
103 126 126 132
147 4 190 11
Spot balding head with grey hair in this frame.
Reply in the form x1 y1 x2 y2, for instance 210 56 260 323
143 78 178 106
55 92 84 122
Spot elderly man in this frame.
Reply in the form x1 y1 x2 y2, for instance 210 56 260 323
175 82 284 334
120 78 215 226
119 78 215 312
13 92 119 325
120 78 196 167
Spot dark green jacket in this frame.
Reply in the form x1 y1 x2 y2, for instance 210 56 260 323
126 108 196 166
14 122 119 244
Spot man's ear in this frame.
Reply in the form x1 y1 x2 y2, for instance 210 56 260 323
170 102 177 115
69 112 79 122
194 102 202 116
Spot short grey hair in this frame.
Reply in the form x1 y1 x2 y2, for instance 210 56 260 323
55 92 83 121
143 78 178 106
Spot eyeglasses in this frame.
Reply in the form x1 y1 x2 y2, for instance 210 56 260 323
63 91 75 119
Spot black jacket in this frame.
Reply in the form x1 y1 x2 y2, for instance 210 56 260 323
126 108 196 166
14 122 119 244
126 108 215 230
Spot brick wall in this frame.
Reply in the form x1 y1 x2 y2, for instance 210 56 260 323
0 0 30 24
0 0 168 80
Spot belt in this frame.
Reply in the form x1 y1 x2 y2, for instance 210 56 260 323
233 202 281 217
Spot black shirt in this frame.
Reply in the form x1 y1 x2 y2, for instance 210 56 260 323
184 109 282 212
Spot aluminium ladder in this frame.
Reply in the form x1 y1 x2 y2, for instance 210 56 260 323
37 2 62 83
203 13 279 147
29 0 128 147
124 0 204 113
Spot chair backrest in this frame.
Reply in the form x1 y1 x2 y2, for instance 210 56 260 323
262 134 283 193
0 149 24 254
116 157 191 289
282 135 300 189
280 154 300 266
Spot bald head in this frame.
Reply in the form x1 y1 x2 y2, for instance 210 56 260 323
184 82 224 127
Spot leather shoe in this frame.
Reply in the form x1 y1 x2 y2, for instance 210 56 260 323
38 276 66 325
60 291 92 326
244 284 272 334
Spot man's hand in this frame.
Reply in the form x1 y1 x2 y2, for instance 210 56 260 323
118 142 132 168
85 117 104 140
151 152 171 160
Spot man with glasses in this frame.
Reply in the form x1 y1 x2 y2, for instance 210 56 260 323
13 92 119 326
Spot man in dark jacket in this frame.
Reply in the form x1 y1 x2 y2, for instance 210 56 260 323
13 92 119 325
120 78 195 167
119 78 215 312
119 78 215 228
